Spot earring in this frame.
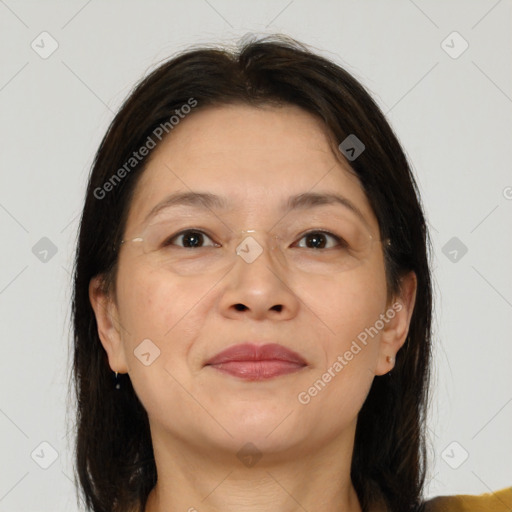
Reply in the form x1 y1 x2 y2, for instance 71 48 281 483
114 371 121 390
386 355 395 376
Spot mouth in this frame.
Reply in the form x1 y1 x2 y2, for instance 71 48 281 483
204 343 308 381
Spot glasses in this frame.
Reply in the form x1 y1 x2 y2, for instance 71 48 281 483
119 215 391 277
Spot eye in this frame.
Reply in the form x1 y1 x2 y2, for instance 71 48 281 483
166 230 218 249
294 231 346 250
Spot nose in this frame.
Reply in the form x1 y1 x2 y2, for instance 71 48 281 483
218 234 300 321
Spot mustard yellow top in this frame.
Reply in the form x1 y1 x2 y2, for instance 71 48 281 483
423 486 512 511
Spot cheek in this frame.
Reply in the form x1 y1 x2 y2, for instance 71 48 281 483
115 264 220 372
296 261 388 346
293 259 388 406
117 263 209 331
114 265 219 417
293 268 387 428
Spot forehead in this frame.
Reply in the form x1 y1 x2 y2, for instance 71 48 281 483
126 104 379 232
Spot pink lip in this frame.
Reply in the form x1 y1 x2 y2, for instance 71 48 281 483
205 343 307 381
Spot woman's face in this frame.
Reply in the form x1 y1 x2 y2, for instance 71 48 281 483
90 103 416 460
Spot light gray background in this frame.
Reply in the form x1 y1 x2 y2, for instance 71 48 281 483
1 1 511 511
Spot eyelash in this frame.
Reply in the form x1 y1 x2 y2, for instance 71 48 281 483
164 229 346 250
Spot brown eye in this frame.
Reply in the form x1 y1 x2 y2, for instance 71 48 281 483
295 231 343 250
168 230 217 248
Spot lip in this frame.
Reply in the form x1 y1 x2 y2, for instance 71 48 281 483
205 343 307 381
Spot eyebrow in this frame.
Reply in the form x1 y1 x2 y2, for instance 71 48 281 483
286 192 369 227
143 192 228 224
143 191 369 227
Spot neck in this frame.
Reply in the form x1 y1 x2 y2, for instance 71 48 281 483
143 422 363 512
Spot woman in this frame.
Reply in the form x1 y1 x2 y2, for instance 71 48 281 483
72 34 511 512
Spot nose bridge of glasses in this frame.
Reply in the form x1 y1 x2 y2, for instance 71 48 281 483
233 229 281 265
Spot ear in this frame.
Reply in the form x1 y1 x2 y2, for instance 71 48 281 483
89 274 129 374
374 271 417 376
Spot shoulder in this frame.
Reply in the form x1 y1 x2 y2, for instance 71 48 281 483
422 486 512 512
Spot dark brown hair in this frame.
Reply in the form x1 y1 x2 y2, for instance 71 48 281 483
71 34 433 512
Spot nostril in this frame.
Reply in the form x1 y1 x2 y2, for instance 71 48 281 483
232 303 283 313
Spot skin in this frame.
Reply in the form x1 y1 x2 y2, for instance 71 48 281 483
89 104 417 512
